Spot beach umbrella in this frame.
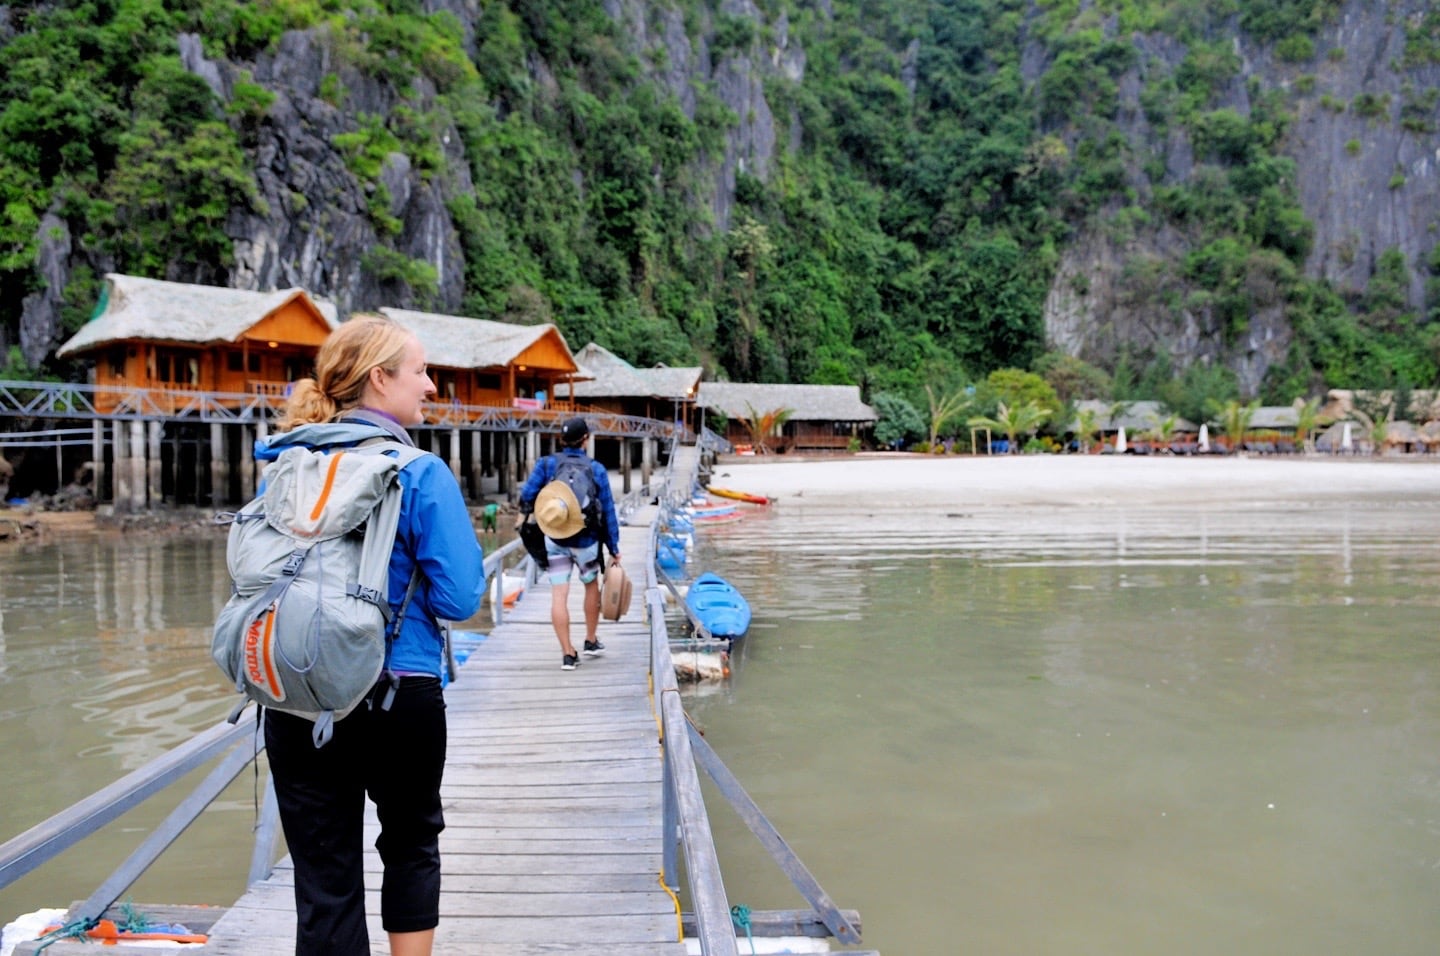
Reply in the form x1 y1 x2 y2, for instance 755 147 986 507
1341 422 1353 452
1198 423 1209 452
1115 426 1127 453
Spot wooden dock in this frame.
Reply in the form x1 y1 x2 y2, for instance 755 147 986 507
195 505 686 955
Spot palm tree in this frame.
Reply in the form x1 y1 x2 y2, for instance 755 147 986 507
924 383 972 449
1291 396 1325 454
968 401 1051 454
1369 418 1389 455
1074 407 1100 453
739 402 794 454
1149 412 1180 449
1209 398 1259 453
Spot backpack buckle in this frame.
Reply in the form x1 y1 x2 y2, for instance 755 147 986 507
353 584 381 604
281 549 307 576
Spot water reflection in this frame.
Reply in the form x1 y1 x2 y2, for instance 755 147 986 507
0 532 246 920
0 534 235 777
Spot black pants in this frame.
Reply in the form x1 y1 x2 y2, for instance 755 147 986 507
264 677 447 956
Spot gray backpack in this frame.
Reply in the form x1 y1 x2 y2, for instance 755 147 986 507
212 439 426 747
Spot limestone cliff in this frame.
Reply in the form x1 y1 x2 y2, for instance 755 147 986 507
1042 0 1440 394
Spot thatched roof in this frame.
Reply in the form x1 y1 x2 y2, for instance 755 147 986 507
57 273 338 357
645 364 705 401
1314 420 1367 451
1249 406 1300 429
697 382 876 422
1381 420 1422 445
380 308 581 374
566 343 701 400
1070 400 1197 433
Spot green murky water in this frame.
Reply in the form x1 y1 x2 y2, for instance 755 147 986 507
3 491 1440 954
684 496 1440 955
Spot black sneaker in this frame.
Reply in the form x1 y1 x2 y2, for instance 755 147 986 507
561 654 580 670
582 640 606 658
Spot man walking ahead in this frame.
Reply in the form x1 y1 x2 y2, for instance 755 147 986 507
517 417 623 670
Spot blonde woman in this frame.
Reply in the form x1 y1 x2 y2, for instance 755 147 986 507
261 314 483 956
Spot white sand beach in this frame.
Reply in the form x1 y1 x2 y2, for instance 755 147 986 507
709 453 1440 509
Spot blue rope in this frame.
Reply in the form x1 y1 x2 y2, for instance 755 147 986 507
730 903 755 955
32 917 95 953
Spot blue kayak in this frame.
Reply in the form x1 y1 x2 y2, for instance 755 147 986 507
685 572 751 638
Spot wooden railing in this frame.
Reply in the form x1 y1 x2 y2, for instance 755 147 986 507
645 444 872 954
0 380 679 439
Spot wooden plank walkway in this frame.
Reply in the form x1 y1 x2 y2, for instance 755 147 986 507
197 503 690 955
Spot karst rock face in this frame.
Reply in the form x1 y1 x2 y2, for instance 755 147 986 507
15 0 795 362
10 0 1439 394
1041 1 1440 394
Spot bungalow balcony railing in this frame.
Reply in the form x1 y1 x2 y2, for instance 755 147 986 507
0 380 678 440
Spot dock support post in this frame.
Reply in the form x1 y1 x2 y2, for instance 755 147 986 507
92 421 106 504
449 427 462 483
128 420 146 512
254 418 269 488
210 423 228 505
112 421 130 512
502 434 517 500
147 420 163 506
239 425 256 503
642 438 654 490
469 428 483 499
620 438 632 494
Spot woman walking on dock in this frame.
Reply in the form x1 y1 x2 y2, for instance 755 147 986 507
261 315 483 956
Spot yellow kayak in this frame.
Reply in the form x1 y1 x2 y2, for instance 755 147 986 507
707 486 770 505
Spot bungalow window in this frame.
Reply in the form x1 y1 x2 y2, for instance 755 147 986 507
154 349 200 385
475 373 501 390
283 357 311 382
107 349 125 378
226 353 262 373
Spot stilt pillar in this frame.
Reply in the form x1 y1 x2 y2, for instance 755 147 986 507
128 420 146 511
240 424 257 502
469 429 483 498
92 421 107 504
113 420 131 513
210 422 228 505
147 420 163 506
503 433 518 501
449 427 462 483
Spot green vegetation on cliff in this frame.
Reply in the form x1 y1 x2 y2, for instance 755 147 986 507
0 0 1435 419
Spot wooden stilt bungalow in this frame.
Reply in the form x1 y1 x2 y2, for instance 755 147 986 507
563 342 702 429
55 274 339 413
696 382 876 453
378 308 586 416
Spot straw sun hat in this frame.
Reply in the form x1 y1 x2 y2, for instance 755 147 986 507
534 481 586 539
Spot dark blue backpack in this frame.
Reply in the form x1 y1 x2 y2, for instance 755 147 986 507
546 454 601 547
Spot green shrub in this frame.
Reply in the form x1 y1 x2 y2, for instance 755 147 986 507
1276 35 1315 63
1400 87 1439 134
1352 92 1391 120
711 15 757 58
362 246 439 299
226 75 275 125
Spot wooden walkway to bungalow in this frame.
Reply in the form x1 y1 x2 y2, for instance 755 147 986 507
195 508 685 955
